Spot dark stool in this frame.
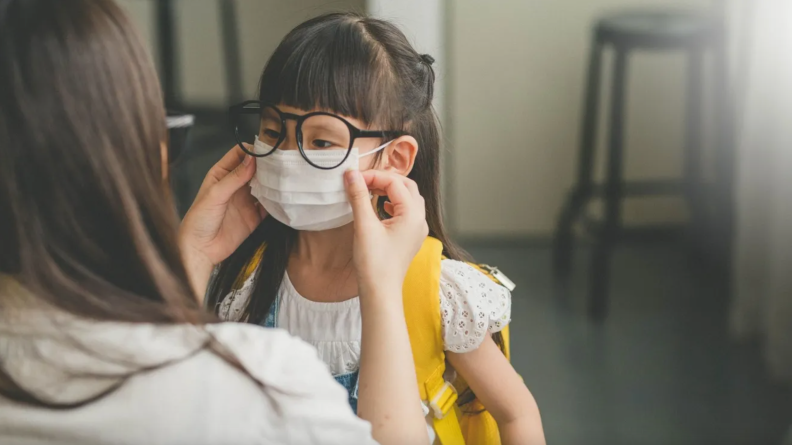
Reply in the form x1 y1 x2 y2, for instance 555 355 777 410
553 10 729 320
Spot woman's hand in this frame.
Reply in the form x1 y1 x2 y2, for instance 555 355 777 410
178 145 266 298
344 169 429 296
344 169 430 445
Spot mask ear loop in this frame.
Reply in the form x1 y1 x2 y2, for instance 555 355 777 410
356 139 394 159
353 139 396 210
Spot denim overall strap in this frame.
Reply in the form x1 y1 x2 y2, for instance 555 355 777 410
334 370 360 413
260 293 360 412
261 294 280 329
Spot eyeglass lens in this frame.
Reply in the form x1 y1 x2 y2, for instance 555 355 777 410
236 105 353 167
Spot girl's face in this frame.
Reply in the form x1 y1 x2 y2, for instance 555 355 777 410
271 104 419 176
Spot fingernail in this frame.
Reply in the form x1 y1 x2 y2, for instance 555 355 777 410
345 169 360 185
243 154 251 165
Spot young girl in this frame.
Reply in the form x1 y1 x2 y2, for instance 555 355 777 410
204 12 544 445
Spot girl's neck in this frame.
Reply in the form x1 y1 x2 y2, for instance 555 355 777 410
293 224 354 271
288 224 357 303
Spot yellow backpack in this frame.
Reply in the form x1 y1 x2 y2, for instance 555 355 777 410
404 237 511 444
226 237 512 444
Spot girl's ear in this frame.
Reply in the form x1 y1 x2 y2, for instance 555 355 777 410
383 135 418 176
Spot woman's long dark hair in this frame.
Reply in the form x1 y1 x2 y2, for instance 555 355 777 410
205 12 502 407
0 0 212 406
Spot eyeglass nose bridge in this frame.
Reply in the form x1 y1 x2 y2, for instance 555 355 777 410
268 114 303 152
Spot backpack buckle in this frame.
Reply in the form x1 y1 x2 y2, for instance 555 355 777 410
429 381 458 419
481 264 516 291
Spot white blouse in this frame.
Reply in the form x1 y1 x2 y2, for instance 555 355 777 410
219 259 512 375
0 279 378 445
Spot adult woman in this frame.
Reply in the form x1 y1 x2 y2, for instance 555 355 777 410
0 1 428 444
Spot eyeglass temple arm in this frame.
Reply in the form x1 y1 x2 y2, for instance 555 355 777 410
357 130 405 139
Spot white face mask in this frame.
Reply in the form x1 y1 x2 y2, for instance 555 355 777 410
249 137 392 231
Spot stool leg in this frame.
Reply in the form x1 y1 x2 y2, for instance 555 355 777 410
219 0 244 103
155 0 179 109
684 48 706 255
554 41 604 279
589 48 629 320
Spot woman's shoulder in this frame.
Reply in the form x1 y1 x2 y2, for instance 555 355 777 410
196 323 376 444
438 259 512 353
203 323 330 392
205 323 304 355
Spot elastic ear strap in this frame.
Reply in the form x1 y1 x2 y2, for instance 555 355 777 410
357 140 394 159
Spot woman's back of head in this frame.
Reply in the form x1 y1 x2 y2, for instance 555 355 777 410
0 0 200 323
0 0 220 410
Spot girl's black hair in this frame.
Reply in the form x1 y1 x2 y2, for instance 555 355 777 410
206 11 502 407
207 11 465 321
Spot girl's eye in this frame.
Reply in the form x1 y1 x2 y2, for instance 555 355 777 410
311 139 335 149
263 129 280 139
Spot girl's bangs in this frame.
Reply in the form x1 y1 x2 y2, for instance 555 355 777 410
258 20 398 127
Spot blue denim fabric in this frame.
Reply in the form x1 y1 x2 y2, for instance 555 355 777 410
334 370 360 413
261 294 280 329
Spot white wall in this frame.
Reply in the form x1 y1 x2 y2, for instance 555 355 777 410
365 0 452 226
449 0 714 237
366 0 445 121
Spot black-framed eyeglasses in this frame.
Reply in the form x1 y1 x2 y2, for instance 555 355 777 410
229 100 404 170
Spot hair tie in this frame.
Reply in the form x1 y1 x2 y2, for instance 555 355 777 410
420 54 435 66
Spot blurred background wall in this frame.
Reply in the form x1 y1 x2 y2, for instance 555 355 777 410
119 1 367 107
119 0 715 238
447 0 715 237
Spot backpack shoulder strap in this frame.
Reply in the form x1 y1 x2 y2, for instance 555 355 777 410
403 237 465 444
204 243 267 311
232 243 267 289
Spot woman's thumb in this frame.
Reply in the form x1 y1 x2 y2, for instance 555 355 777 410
212 154 255 203
345 170 377 226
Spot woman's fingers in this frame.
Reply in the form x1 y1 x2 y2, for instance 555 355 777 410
345 170 380 228
403 177 420 198
230 188 267 231
383 201 395 217
212 144 250 176
360 171 425 223
360 171 413 218
255 201 268 219
360 170 412 192
207 152 256 205
195 145 251 199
